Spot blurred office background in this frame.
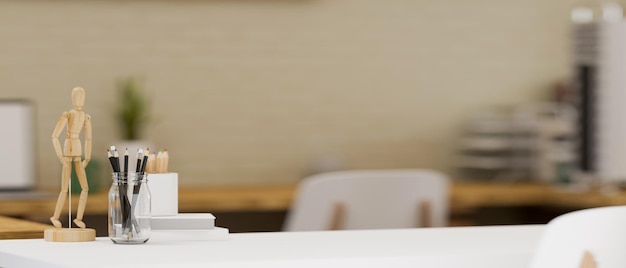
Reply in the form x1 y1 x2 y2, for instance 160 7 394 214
1 0 625 232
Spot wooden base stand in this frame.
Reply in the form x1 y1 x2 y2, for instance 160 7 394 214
44 228 96 242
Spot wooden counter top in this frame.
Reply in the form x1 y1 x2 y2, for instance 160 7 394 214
0 216 53 239
1 182 625 218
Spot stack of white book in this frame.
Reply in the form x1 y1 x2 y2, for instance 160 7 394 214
151 213 229 241
148 173 229 241
151 213 216 230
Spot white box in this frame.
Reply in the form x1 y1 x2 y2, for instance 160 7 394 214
148 172 178 216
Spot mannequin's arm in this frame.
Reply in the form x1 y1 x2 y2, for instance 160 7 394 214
51 112 69 163
83 114 92 167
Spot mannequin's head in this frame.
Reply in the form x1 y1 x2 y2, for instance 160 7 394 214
71 87 85 108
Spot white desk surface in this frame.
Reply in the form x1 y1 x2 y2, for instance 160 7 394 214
0 225 544 268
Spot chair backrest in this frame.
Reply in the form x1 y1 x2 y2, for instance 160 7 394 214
529 206 626 268
283 169 449 231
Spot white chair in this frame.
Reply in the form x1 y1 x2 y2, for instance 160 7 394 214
529 205 626 268
283 169 449 231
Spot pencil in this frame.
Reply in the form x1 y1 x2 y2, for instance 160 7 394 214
124 148 129 174
108 146 132 232
162 149 169 173
111 146 120 173
135 149 143 173
127 148 146 234
145 152 156 173
156 150 165 173
107 149 118 172
140 148 149 173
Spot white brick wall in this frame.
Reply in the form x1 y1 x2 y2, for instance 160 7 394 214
0 0 600 188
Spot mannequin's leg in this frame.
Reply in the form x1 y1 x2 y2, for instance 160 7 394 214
50 157 71 228
73 157 89 228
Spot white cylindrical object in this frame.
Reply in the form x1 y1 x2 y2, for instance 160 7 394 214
148 173 178 216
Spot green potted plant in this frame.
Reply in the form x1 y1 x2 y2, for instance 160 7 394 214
117 77 150 141
114 77 152 169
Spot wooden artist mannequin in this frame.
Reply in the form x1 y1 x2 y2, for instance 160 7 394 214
49 87 93 232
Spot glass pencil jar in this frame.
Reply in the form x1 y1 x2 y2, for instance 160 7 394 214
108 172 151 244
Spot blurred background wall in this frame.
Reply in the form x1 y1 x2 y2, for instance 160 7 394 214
0 0 612 188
